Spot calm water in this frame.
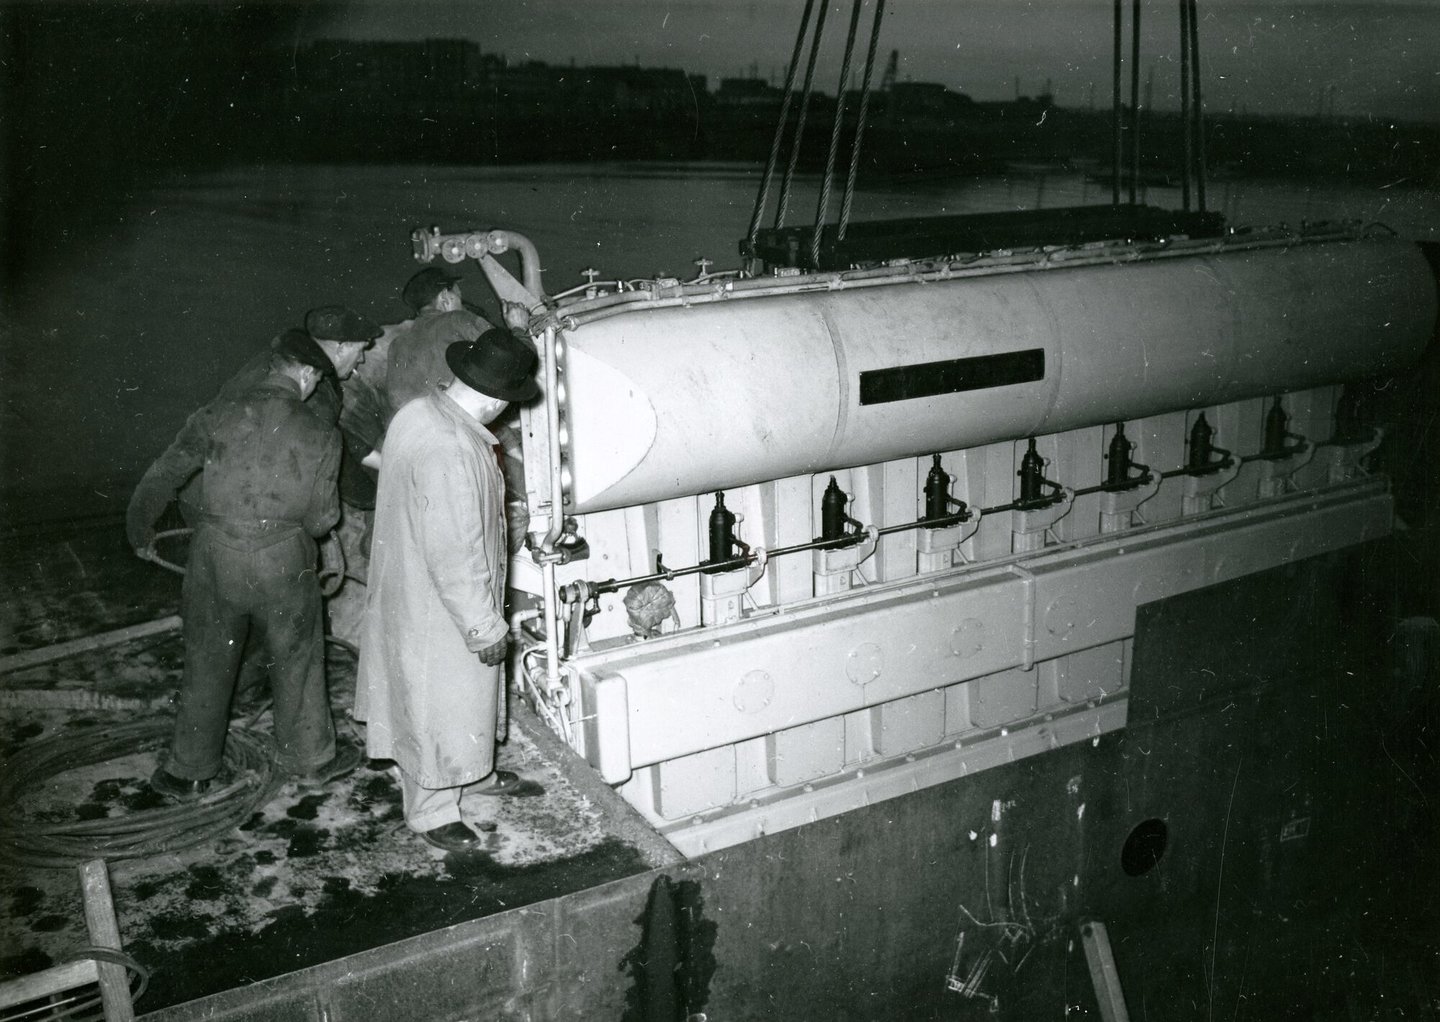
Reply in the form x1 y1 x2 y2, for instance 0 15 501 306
3 162 1437 525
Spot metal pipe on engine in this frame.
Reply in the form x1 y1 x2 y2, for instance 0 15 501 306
539 321 566 695
483 229 545 299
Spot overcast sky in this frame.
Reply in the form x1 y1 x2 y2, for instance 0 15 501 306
315 1 1439 123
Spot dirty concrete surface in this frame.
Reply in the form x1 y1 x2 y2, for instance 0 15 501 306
0 518 657 1012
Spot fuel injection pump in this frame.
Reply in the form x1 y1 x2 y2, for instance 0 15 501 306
1185 413 1231 475
812 477 879 593
1086 423 1161 533
914 455 979 571
1249 396 1314 497
1016 438 1066 509
923 454 972 527
1103 423 1151 491
703 492 750 572
818 478 864 546
1178 412 1241 513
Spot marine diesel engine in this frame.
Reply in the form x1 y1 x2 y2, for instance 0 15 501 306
415 219 1436 856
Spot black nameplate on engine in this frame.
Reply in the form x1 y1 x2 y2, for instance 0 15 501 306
859 348 1046 405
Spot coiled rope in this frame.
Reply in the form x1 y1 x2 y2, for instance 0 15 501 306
0 719 283 869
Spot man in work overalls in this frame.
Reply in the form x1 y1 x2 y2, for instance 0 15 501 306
127 311 376 799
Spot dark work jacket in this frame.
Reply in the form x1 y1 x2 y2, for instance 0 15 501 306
127 371 341 548
383 307 489 435
178 337 375 511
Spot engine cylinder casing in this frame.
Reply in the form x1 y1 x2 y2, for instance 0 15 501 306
554 238 1436 514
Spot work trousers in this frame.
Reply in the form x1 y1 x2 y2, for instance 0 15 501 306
398 768 503 834
168 525 336 780
398 769 465 833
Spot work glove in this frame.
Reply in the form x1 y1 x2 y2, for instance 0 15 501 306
478 635 510 667
502 301 531 332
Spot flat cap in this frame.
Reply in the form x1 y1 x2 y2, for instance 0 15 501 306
271 328 335 374
304 305 381 344
402 267 463 313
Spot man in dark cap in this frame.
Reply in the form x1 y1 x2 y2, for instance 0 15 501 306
385 267 502 419
356 330 540 852
376 269 534 549
127 333 366 799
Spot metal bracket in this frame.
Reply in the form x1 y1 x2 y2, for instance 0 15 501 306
1100 473 1162 533
813 526 880 576
1182 456 1242 514
917 509 984 554
1012 493 1073 552
1321 427 1384 484
1255 443 1317 498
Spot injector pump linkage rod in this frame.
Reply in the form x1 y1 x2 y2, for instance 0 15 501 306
559 422 1344 607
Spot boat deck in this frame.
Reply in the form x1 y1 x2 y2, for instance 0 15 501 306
2 475 1437 1018
0 517 676 1013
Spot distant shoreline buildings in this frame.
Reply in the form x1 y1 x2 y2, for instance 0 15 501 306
6 4 1438 296
276 37 1437 185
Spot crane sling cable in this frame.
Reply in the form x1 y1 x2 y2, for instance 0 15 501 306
773 0 832 231
1180 0 1192 209
746 0 818 247
1129 0 1142 206
809 0 867 269
836 0 888 244
1188 0 1208 211
1111 0 1123 204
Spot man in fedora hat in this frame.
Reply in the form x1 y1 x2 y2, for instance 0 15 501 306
127 333 368 801
355 330 540 852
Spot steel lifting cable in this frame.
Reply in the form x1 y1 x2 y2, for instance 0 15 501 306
1180 0 1192 209
774 0 832 231
1188 0 1208 211
810 0 867 269
1111 0 1123 205
837 0 888 243
1129 0 1142 206
746 0 818 247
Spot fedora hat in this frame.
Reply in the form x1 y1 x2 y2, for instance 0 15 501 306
445 329 540 403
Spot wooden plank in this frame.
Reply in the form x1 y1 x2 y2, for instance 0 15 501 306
0 959 100 1010
1080 919 1131 1022
0 616 180 676
79 859 135 1022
